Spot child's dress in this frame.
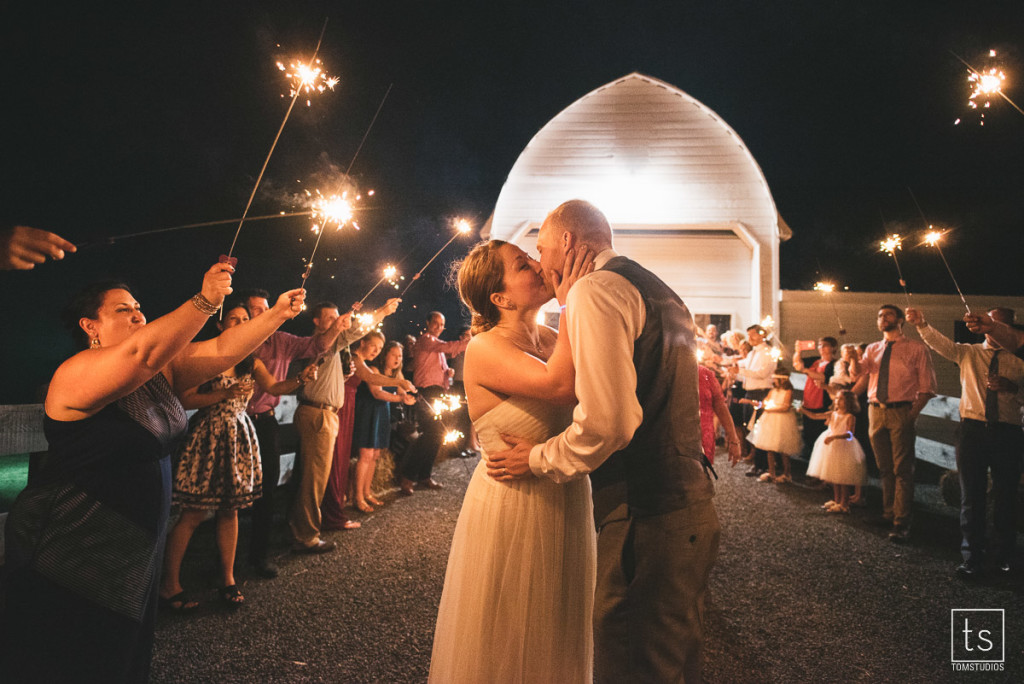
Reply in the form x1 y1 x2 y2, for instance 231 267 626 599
746 389 803 455
806 412 867 485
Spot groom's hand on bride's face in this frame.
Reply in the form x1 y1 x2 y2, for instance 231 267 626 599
485 434 536 481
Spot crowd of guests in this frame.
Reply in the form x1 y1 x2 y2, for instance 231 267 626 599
0 229 476 680
2 226 1023 681
697 302 1023 581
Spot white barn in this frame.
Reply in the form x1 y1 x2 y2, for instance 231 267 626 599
483 72 790 330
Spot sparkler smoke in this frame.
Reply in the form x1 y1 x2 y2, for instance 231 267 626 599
922 228 971 314
399 218 474 297
226 18 331 261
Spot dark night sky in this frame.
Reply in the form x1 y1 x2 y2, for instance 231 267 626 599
2 0 1023 402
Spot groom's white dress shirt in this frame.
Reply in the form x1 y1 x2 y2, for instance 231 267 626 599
529 248 645 483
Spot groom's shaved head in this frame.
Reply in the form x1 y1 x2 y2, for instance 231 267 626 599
542 200 614 251
535 199 613 280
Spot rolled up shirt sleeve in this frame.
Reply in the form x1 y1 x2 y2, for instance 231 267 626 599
528 271 644 483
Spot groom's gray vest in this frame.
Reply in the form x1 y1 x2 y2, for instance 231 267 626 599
590 256 714 520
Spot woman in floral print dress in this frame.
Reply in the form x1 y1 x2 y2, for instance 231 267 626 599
159 303 316 610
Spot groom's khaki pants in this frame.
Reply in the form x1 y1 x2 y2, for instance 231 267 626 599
594 498 720 684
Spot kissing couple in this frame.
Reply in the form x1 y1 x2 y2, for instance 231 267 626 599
428 200 721 684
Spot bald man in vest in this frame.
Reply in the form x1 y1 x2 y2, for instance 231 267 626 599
488 200 720 683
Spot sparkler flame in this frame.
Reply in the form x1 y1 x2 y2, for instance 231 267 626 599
354 312 376 331
760 315 775 331
383 265 400 288
443 430 465 445
309 191 357 232
813 281 836 294
277 58 338 103
769 347 783 362
455 218 472 234
922 228 944 247
879 234 903 255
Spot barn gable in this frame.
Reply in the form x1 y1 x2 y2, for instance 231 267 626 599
484 72 786 329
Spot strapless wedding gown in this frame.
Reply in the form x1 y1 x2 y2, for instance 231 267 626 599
428 396 596 683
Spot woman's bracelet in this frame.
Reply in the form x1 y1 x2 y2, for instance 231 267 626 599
191 292 221 316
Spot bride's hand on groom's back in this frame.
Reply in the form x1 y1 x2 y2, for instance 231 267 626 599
552 246 595 306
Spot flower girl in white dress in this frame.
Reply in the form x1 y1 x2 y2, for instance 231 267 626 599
806 390 867 513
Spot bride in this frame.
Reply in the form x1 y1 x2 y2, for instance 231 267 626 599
428 240 596 683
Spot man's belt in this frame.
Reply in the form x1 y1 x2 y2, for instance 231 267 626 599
299 399 341 414
248 408 275 420
869 401 912 409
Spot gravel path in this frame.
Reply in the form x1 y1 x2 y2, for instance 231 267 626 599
152 455 1023 683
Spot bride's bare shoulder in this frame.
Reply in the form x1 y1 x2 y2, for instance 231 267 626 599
467 328 515 356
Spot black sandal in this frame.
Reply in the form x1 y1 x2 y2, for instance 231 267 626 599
219 584 244 608
159 591 199 613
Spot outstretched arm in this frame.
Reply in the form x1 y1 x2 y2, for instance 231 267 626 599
1 225 77 270
169 288 305 394
46 262 234 420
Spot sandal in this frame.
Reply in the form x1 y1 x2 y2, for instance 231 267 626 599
773 475 792 484
355 500 374 513
757 472 774 482
368 496 384 506
159 591 199 613
219 584 244 608
821 500 837 509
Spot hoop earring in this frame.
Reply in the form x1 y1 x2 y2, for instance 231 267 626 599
90 337 101 348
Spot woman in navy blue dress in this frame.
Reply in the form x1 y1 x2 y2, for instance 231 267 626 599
352 336 416 512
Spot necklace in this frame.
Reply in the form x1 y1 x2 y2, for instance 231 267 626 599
492 324 545 356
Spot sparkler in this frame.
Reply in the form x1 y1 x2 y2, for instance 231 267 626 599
922 228 971 313
357 264 403 306
276 58 339 106
300 189 360 287
76 211 310 250
399 218 474 297
443 430 465 445
813 281 846 335
225 18 332 261
420 393 463 420
952 49 1024 125
879 234 911 307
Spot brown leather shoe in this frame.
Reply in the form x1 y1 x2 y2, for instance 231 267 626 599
418 478 444 490
399 478 415 496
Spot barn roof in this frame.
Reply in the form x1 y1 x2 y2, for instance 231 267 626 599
485 72 788 242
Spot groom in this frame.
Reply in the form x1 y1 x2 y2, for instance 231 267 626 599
488 199 720 683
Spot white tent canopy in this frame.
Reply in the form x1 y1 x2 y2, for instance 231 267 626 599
484 72 787 330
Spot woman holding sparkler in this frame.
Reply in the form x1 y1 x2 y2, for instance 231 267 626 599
0 264 305 683
429 240 594 683
351 335 415 513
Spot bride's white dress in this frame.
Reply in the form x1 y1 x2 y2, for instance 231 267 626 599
428 396 596 683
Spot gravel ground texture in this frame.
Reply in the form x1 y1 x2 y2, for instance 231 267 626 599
152 453 1024 683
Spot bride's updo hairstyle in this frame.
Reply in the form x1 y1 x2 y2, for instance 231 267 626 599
456 239 509 335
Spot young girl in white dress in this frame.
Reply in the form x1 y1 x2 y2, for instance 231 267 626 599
429 240 595 683
806 390 867 513
746 370 803 483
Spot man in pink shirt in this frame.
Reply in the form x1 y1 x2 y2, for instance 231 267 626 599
398 311 470 494
854 304 936 542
